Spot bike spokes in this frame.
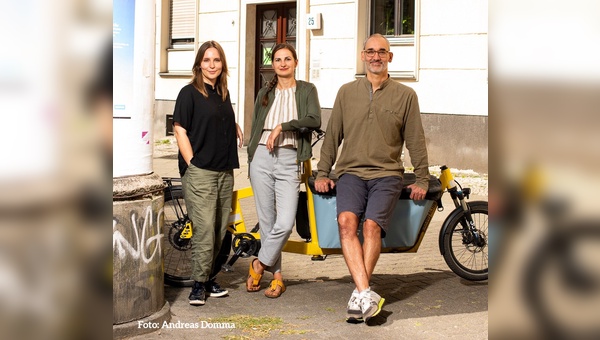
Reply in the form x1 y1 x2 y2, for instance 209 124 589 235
162 187 194 286
455 215 488 270
442 201 489 281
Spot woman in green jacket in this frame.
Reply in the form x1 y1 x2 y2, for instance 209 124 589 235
246 43 321 298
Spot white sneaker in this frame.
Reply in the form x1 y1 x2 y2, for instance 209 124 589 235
346 289 363 323
359 289 385 322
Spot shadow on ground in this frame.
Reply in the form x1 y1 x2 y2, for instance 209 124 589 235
164 268 488 324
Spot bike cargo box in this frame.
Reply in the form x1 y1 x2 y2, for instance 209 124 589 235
308 174 442 249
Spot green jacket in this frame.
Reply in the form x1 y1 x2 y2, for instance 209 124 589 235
248 80 321 163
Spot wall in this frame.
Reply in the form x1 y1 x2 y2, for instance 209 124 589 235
317 110 488 173
411 0 488 116
413 0 488 172
153 0 488 172
153 100 176 138
418 113 487 173
197 1 241 108
307 0 364 108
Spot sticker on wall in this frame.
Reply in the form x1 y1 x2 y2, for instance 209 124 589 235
142 131 150 144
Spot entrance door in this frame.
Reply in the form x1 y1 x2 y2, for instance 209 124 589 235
255 2 297 95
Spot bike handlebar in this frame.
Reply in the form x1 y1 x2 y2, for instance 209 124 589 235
162 177 182 183
298 127 325 135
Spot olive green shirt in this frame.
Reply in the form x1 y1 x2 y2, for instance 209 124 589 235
317 76 430 190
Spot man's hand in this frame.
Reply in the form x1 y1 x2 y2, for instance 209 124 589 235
314 178 335 193
407 184 426 200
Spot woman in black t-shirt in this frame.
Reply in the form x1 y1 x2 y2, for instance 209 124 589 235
173 40 243 306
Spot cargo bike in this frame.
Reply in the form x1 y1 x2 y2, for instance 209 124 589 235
162 130 488 286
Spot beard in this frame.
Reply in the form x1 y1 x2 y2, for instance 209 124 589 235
367 61 387 75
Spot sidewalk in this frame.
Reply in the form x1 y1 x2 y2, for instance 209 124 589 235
132 138 488 339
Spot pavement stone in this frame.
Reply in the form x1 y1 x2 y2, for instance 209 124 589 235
125 138 488 339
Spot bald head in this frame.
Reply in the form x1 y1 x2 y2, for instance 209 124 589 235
363 34 391 51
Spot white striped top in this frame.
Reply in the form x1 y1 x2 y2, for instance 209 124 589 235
259 87 298 148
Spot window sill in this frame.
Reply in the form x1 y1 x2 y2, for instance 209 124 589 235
158 72 193 78
387 36 415 46
389 71 416 80
355 72 416 80
167 47 194 52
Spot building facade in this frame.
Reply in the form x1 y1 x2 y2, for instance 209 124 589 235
154 0 488 172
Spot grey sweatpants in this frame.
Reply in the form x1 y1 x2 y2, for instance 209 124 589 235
249 145 300 273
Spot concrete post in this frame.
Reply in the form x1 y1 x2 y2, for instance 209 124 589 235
112 0 170 337
113 175 169 338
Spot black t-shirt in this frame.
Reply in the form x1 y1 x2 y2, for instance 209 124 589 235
173 83 240 176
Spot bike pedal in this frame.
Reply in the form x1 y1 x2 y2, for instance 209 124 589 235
180 220 193 239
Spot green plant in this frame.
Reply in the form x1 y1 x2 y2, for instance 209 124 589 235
209 315 282 338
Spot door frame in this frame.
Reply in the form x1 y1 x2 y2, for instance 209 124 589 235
255 2 297 95
238 0 308 145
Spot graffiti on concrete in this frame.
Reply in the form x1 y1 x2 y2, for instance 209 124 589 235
113 206 164 264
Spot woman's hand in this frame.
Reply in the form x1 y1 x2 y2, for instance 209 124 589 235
266 125 282 152
236 123 244 148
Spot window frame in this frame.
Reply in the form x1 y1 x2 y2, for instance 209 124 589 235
169 0 195 49
366 0 419 80
370 0 415 44
158 0 196 76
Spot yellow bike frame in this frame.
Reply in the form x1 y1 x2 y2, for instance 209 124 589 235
228 160 441 256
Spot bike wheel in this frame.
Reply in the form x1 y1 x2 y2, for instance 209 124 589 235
524 223 600 339
163 186 194 287
442 201 488 281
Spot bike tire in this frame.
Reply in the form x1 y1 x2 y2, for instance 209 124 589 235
163 186 194 287
163 185 235 287
442 201 488 281
523 223 600 339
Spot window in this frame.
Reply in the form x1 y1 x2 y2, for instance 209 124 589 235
367 0 417 79
160 0 196 74
170 0 195 48
371 0 415 36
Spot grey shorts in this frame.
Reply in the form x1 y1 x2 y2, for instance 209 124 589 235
336 174 403 237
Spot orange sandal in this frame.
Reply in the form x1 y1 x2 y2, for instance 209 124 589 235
246 259 263 292
264 279 286 298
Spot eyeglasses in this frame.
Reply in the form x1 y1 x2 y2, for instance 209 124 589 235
363 49 389 58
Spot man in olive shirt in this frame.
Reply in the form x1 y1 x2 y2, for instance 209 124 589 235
314 34 429 323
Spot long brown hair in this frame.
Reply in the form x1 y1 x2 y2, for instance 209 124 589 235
261 43 298 107
190 40 229 102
